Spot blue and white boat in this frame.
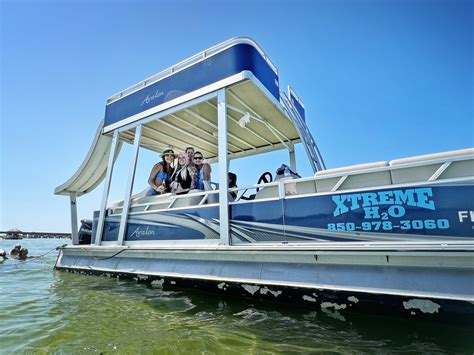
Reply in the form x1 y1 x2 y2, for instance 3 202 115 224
54 37 474 322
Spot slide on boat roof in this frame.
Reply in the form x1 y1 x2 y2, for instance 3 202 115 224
54 121 122 197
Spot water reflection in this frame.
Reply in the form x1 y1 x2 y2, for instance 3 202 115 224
36 267 474 353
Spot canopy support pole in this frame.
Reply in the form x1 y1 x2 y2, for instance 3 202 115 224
69 192 78 245
289 145 297 172
95 130 119 246
117 125 142 245
217 88 230 245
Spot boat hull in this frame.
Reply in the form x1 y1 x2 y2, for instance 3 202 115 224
55 245 474 323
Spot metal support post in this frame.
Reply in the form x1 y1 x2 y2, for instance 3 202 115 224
217 89 230 245
117 125 142 245
289 146 297 172
69 192 78 245
95 130 119 245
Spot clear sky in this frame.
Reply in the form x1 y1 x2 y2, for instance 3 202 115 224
1 0 473 232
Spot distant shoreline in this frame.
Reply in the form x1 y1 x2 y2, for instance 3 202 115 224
0 231 71 239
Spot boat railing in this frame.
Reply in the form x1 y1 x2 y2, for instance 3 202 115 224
105 148 473 216
106 181 282 216
280 148 474 197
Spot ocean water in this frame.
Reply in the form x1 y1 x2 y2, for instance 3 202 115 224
1 239 473 354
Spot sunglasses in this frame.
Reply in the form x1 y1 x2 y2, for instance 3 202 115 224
194 157 203 160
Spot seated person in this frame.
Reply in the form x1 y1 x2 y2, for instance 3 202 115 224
228 172 238 199
185 147 195 166
193 151 212 190
170 152 198 195
10 245 21 256
146 148 176 196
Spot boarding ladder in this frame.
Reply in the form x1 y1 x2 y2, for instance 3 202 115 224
280 91 326 173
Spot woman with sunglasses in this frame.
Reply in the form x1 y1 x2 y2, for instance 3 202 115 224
146 148 176 196
193 151 212 190
170 152 198 194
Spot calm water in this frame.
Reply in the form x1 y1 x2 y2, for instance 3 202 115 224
1 239 473 354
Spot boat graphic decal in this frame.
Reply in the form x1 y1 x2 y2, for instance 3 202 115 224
95 184 473 243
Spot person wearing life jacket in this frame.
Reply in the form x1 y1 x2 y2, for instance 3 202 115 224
146 148 176 196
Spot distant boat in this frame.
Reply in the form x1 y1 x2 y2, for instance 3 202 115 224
54 37 474 323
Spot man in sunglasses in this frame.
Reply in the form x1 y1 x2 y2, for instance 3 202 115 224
193 151 212 190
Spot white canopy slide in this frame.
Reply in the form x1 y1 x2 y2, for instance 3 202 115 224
54 120 122 197
54 121 122 244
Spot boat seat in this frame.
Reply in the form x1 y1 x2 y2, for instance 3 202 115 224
133 193 172 205
294 180 317 195
314 161 391 192
170 189 204 208
255 185 279 199
389 148 474 184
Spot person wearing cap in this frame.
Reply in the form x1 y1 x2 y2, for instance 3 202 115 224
146 148 176 196
170 152 198 194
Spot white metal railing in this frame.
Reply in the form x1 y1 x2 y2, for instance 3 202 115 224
105 151 473 216
106 37 278 105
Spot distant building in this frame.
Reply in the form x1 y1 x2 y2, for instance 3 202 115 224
5 228 23 239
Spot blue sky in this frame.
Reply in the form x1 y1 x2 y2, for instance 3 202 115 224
1 0 472 232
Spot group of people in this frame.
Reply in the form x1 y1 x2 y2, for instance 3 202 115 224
146 147 237 198
0 245 31 261
146 147 211 196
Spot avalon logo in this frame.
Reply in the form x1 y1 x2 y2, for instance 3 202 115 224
129 226 155 239
141 90 164 106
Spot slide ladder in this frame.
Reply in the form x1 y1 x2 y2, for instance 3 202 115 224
280 91 326 173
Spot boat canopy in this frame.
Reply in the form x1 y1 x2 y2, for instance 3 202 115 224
112 80 302 160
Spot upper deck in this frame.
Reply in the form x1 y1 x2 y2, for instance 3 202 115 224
103 37 280 133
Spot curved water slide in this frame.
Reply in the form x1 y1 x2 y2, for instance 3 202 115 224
54 120 122 197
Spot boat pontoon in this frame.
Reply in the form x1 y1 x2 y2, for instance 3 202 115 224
54 37 474 322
